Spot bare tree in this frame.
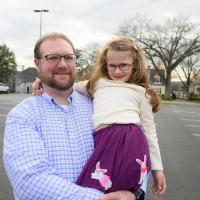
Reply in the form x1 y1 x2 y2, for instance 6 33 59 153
76 42 100 80
118 16 200 99
175 54 200 96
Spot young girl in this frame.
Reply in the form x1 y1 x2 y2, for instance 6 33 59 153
33 36 166 197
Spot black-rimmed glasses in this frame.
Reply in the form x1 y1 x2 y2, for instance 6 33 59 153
42 54 76 63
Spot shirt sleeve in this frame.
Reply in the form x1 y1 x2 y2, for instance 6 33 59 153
3 107 103 200
139 93 163 170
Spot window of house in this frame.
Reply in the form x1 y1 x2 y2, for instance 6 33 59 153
153 75 161 84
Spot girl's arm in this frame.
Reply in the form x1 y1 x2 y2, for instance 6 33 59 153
139 93 163 170
73 80 89 95
139 93 166 196
32 78 44 96
32 79 89 96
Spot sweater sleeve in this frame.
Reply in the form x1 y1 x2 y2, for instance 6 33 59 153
139 93 163 170
73 80 89 95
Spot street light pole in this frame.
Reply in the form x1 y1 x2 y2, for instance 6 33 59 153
34 9 49 38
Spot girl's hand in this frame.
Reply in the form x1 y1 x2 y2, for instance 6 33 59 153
32 78 44 96
151 170 166 196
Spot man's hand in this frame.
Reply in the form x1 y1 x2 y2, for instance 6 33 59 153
100 190 136 200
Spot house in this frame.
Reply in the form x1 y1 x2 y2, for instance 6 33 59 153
189 70 200 96
147 68 165 95
189 82 200 96
15 68 38 94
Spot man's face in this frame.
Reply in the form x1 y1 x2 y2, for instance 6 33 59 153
34 38 76 91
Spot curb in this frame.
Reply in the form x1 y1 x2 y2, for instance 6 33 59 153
161 100 200 107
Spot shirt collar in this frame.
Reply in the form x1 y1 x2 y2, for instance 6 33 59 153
42 92 74 106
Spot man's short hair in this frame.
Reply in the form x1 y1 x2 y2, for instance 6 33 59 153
34 32 76 59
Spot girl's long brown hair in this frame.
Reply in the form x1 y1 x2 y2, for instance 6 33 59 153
86 36 160 113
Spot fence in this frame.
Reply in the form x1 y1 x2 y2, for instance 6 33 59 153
173 91 188 99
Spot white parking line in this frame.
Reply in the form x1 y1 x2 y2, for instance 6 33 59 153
173 110 195 113
0 114 7 117
192 134 200 137
180 118 200 122
185 125 200 127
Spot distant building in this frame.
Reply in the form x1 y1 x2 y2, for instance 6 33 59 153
147 68 165 95
190 70 200 96
189 82 200 96
15 68 37 94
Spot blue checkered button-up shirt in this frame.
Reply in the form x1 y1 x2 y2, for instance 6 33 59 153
3 91 103 200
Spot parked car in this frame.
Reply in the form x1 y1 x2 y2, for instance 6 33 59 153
0 83 10 93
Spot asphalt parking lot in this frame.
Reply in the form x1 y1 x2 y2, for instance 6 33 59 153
0 94 200 200
0 94 30 200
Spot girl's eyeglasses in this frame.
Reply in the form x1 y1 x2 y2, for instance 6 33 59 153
106 63 133 71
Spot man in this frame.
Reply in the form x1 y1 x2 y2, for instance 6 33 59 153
3 33 144 200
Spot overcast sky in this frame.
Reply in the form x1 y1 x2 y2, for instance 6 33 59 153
1 0 200 70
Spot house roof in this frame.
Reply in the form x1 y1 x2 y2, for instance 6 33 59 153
147 68 165 85
15 67 38 83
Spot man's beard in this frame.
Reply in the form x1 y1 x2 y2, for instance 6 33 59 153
39 69 75 91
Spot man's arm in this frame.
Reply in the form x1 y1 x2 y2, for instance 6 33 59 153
3 106 102 200
100 190 136 200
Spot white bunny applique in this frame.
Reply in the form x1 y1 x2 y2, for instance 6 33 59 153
136 154 147 185
91 161 112 190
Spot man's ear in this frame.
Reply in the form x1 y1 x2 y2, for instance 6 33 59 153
34 58 40 68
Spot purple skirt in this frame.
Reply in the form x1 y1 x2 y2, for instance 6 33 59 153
76 124 151 193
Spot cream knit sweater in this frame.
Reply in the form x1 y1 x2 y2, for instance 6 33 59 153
74 78 163 170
